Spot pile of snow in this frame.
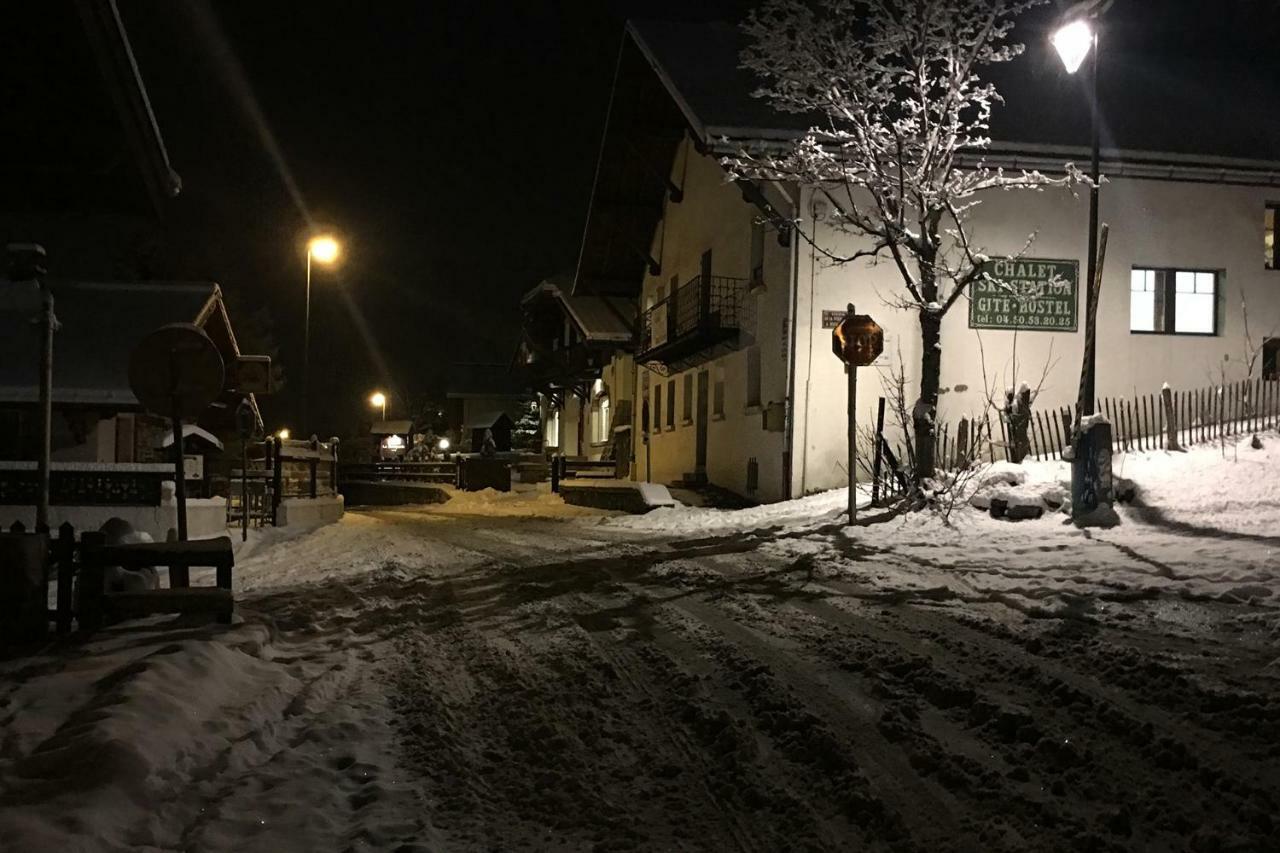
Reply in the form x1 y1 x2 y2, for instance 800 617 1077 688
605 486 870 536
425 485 608 519
968 460 1067 517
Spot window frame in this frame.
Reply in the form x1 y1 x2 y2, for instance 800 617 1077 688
666 380 675 429
1266 203 1279 271
1128 266 1220 337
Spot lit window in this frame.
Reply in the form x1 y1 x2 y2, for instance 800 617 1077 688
545 410 559 447
593 395 611 444
1266 204 1278 270
1129 267 1218 336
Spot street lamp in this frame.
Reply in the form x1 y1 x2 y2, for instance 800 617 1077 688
1052 7 1103 418
276 427 291 440
303 234 341 436
369 391 387 420
1054 2 1111 521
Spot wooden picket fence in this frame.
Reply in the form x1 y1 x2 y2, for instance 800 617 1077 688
870 378 1280 501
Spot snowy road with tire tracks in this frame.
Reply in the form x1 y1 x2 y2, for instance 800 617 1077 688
3 500 1279 852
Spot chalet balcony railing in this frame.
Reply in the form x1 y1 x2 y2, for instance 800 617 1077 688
638 274 747 363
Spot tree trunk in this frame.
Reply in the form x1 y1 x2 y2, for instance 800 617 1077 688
913 309 942 481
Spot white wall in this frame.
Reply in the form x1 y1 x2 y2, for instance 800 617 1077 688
0 497 228 542
790 175 1280 495
276 495 344 530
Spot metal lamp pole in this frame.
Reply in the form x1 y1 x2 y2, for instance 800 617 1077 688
302 235 340 438
303 249 311 436
1081 24 1101 417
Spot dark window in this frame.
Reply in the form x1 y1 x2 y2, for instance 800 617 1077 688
666 380 675 429
682 373 694 423
1129 268 1218 335
746 346 762 407
1264 338 1280 381
653 383 662 433
1267 204 1278 270
750 220 766 288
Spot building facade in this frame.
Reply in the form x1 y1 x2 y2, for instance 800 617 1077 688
549 19 1280 504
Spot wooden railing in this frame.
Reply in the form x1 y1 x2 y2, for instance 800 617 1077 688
338 461 459 485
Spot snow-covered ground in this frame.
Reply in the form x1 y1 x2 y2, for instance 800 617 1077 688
2 440 1278 850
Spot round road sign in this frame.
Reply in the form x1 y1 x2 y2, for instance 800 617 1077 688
127 323 225 418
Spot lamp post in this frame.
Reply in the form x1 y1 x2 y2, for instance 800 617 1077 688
1052 9 1104 417
1054 4 1113 521
369 391 387 421
303 235 340 436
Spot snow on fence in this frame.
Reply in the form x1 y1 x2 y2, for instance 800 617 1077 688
870 379 1280 500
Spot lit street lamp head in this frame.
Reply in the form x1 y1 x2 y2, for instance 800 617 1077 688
1052 19 1094 74
307 235 340 264
369 392 386 408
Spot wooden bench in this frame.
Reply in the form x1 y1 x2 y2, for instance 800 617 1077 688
79 535 235 630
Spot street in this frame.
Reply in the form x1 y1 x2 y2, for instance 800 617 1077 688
4 497 1277 852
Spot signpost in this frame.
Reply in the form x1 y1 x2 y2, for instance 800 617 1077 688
127 324 225 542
968 258 1078 332
832 305 884 521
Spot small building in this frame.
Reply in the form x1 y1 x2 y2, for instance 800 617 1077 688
512 277 636 465
370 419 413 460
445 362 535 454
565 19 1280 502
0 280 264 538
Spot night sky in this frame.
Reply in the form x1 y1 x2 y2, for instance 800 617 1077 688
117 0 751 437
114 0 1275 438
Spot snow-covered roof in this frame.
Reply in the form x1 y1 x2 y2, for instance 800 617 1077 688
370 420 413 436
0 280 221 407
560 295 635 343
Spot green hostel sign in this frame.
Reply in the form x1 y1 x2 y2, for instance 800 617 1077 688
969 257 1079 332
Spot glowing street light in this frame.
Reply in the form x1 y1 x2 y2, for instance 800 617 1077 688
1051 19 1093 74
369 391 387 420
437 438 450 452
303 234 342 436
308 235 340 264
276 427 291 440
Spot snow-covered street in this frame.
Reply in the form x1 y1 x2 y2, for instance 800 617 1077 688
4 443 1280 851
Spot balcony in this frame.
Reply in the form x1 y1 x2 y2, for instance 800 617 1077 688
638 274 747 370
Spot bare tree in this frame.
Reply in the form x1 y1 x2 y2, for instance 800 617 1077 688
725 0 1083 485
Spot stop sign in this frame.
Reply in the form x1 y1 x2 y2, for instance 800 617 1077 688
832 313 884 366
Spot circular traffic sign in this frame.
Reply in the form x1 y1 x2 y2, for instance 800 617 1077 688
127 323 225 417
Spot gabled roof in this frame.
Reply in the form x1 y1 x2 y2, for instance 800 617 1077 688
370 419 413 436
522 279 635 344
0 280 258 432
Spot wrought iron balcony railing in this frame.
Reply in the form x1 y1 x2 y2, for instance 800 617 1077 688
638 274 746 363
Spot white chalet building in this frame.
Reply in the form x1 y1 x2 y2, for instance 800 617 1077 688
558 19 1280 503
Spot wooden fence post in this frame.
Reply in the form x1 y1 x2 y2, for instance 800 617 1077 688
871 398 886 504
78 530 106 633
271 439 284 526
1162 385 1179 450
55 521 75 634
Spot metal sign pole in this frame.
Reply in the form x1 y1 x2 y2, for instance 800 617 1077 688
172 398 188 541
847 302 857 523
